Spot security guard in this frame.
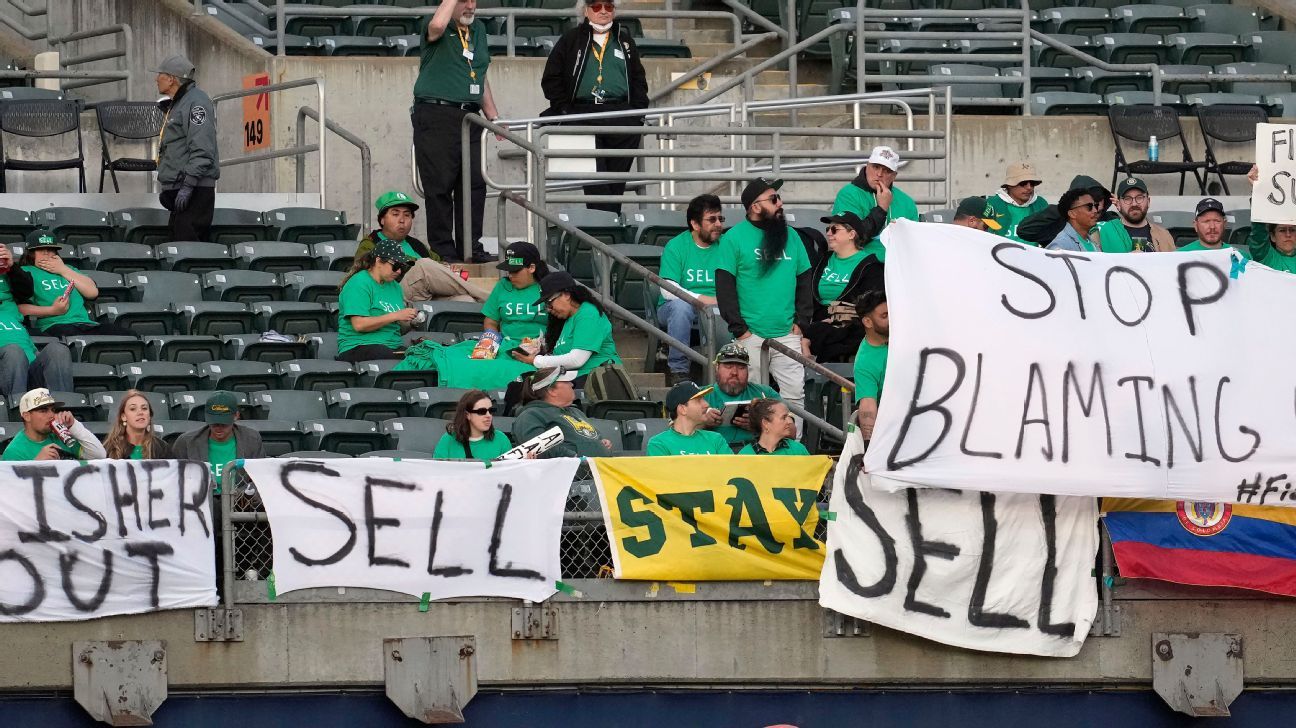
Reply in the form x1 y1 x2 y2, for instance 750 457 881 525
412 0 499 263
154 55 219 242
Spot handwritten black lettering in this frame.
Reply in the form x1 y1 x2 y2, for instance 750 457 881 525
992 243 1055 319
488 483 543 580
968 493 1029 629
427 490 472 577
1014 362 1054 461
1176 261 1228 336
1104 266 1153 326
16 465 70 544
282 461 356 566
888 348 966 470
364 476 416 569
1062 362 1112 463
960 353 1003 460
832 454 897 598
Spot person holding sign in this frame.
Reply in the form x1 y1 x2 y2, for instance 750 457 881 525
336 238 418 363
1046 187 1102 252
511 271 621 383
172 391 265 492
513 367 614 457
104 389 171 459
2 388 105 461
831 146 915 252
949 196 1000 232
657 194 724 385
738 398 810 456
1246 163 1296 273
1177 198 1242 254
412 0 498 263
356 191 489 303
540 0 650 215
647 380 729 456
852 290 888 441
1017 175 1114 246
484 241 549 340
801 210 885 362
432 389 515 460
701 341 779 450
17 235 134 337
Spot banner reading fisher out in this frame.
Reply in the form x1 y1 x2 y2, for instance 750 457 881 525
591 455 832 580
244 458 578 601
820 433 1098 657
0 460 215 622
1252 123 1296 224
866 220 1296 505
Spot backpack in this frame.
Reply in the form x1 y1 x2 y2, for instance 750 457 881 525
584 361 637 403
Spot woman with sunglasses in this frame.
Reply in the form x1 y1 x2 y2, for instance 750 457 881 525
800 211 885 362
509 271 620 385
484 241 550 341
103 389 171 460
335 238 418 363
433 389 515 460
737 398 810 456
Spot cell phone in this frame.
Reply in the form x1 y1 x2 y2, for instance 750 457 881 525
508 348 527 361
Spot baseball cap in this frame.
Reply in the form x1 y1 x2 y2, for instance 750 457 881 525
1117 177 1149 197
665 381 714 418
955 196 1002 231
531 367 579 391
497 241 542 272
375 190 419 216
740 177 783 209
866 145 900 172
28 233 61 250
373 237 413 267
819 211 866 237
19 388 61 414
204 391 239 425
1003 162 1041 187
538 270 579 303
1195 197 1225 218
713 341 749 365
151 55 195 81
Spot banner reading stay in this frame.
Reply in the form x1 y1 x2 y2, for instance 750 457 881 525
245 457 579 601
821 433 1099 657
867 220 1296 505
0 460 215 622
591 455 832 580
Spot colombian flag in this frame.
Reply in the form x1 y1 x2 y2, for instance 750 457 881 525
1103 498 1296 597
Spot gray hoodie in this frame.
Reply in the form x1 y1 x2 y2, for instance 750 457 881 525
157 81 220 190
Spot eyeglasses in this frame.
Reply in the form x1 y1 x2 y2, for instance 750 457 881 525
702 214 725 224
826 224 852 235
588 2 614 11
466 406 496 416
757 193 781 206
1120 194 1149 204
1069 202 1099 212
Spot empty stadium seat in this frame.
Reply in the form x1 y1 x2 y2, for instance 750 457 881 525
311 240 358 271
203 270 283 304
927 63 1003 101
318 35 396 56
1106 91 1185 107
355 359 438 390
152 419 204 443
41 391 94 421
30 206 113 245
1074 66 1147 96
1150 210 1200 243
1034 34 1096 69
326 387 409 422
275 359 357 392
1030 91 1107 115
416 300 483 335
252 301 329 335
77 242 158 274
1094 33 1169 65
67 335 146 366
306 332 339 360
177 302 256 337
378 417 446 453
1188 4 1260 36
84 270 130 303
1266 92 1296 115
119 361 200 394
585 399 664 422
70 362 122 395
1159 64 1214 96
93 390 168 420
222 332 311 363
144 334 224 365
200 360 279 392
157 242 234 274
234 241 315 273
170 390 250 421
265 207 356 244
587 417 625 452
1113 4 1191 35
301 418 387 455
406 386 471 418
283 270 344 304
250 389 328 421
1215 62 1292 96
130 270 203 302
1043 7 1113 36
1004 67 1073 93
1168 33 1245 65
237 420 303 456
1185 91 1266 106
606 243 662 319
112 207 170 245
1246 31 1296 66
628 209 687 247
209 208 268 245
245 34 317 56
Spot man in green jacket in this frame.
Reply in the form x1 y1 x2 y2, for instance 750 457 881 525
356 191 489 302
832 146 917 256
513 367 614 458
984 161 1047 243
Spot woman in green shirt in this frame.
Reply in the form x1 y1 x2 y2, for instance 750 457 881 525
19 237 134 337
432 389 515 460
484 241 550 341
802 211 885 362
336 238 418 363
103 389 171 459
510 271 621 384
738 398 811 455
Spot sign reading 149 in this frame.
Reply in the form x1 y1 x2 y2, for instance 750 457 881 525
241 73 271 152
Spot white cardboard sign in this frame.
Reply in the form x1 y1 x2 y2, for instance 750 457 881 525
1252 123 1296 225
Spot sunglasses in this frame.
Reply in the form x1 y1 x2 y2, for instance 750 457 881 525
1013 180 1038 187
757 193 781 205
588 2 614 11
702 214 725 224
826 224 852 235
466 405 496 416
1070 202 1099 212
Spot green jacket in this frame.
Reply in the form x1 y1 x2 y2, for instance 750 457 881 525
984 191 1048 243
1248 222 1296 273
512 400 611 458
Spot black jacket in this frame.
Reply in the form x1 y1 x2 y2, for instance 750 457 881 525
1017 174 1116 245
808 205 887 315
356 231 437 262
540 19 649 116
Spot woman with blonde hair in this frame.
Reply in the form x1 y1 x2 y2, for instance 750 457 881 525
103 389 171 459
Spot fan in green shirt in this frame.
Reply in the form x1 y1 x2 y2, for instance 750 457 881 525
831 146 919 256
714 212 812 340
985 162 1048 244
852 290 889 441
413 10 490 106
656 194 725 380
739 397 810 456
701 341 780 448
647 380 730 455
514 272 621 379
1176 200 1248 258
1249 221 1296 274
432 389 515 460
486 242 550 341
336 238 417 361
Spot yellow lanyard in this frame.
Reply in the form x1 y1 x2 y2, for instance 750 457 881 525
457 24 476 81
590 37 607 86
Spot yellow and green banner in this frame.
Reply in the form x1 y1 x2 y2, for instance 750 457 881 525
591 455 833 580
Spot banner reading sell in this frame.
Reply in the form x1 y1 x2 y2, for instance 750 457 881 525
591 455 832 580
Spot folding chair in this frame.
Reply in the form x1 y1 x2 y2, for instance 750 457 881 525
1195 104 1268 195
0 99 86 193
95 101 164 193
1107 104 1206 194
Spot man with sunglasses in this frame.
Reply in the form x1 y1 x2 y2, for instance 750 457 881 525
1017 175 1116 246
985 162 1047 243
831 146 914 254
657 193 724 385
1093 177 1176 253
2 387 104 461
1047 187 1102 252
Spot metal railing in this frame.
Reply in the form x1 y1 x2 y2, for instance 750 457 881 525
295 106 373 230
0 2 133 99
763 337 853 444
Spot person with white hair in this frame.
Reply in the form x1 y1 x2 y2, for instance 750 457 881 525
831 145 919 256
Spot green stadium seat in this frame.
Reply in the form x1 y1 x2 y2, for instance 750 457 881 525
130 270 203 302
311 240 359 271
1246 31 1296 66
301 418 387 456
1266 92 1296 116
78 242 158 274
1106 91 1185 109
70 362 122 395
92 390 167 420
209 208 268 245
284 270 344 303
406 386 471 418
1168 33 1245 66
144 335 223 365
1215 62 1292 96
354 359 438 390
415 300 483 335
623 417 668 452
101 271 203 334
0 208 33 244
200 360 278 393
42 391 94 421
306 332 339 360
1094 33 1169 65
157 242 234 274
83 270 129 303
1030 91 1108 115
379 417 447 454
1188 4 1259 36
178 302 256 337
587 417 625 452
317 35 396 56
876 38 950 76
275 359 357 392
94 301 173 336
250 389 328 421
265 207 356 244
203 270 283 304
1226 208 1252 246
628 209 687 247
1043 7 1113 36
387 34 420 57
30 207 113 245
1185 91 1266 107
221 332 311 363
118 361 200 394
635 38 691 59
279 450 353 458
67 335 145 366
245 34 318 56
233 241 314 273
326 387 410 423
921 208 956 224
170 390 251 421
348 5 419 37
274 4 351 37
606 243 662 319
237 420 303 456
927 63 1004 101
252 301 329 335
552 208 627 280
585 399 664 422
1113 4 1191 35
112 208 170 245
1004 66 1074 93
952 38 1025 68
152 419 205 443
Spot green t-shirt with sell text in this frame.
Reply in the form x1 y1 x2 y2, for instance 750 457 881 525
23 265 94 330
413 18 490 104
2 430 76 461
337 271 406 355
832 182 920 253
737 439 812 456
0 276 35 362
658 231 720 304
853 338 888 404
701 382 779 446
576 36 630 101
482 279 547 341
432 430 513 460
715 220 811 339
646 426 730 456
554 302 621 376
208 436 237 492
817 250 867 303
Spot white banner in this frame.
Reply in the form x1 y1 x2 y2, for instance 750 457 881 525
0 460 215 622
866 220 1296 506
245 457 580 602
1252 123 1296 224
820 433 1098 657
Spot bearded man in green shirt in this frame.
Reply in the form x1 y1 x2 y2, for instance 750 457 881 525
657 193 724 384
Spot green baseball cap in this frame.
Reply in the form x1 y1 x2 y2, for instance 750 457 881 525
375 190 419 216
204 391 239 425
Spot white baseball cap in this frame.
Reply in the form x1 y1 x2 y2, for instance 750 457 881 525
19 387 61 414
866 145 900 172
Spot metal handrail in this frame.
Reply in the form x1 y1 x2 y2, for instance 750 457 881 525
1028 30 1163 101
650 31 779 103
296 106 371 230
207 0 274 37
211 76 327 208
761 338 851 443
49 23 133 98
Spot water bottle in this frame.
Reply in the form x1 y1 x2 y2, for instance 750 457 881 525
1148 135 1159 162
